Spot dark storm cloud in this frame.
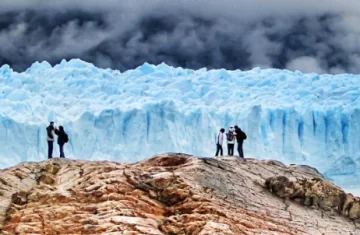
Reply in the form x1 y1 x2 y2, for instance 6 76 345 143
1 0 360 73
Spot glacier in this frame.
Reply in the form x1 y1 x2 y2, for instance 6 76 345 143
1 59 360 194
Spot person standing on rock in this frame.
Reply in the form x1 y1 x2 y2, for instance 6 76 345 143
46 121 56 159
55 126 69 158
215 128 225 157
226 126 236 156
234 125 247 158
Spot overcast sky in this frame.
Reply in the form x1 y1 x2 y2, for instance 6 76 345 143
1 0 360 74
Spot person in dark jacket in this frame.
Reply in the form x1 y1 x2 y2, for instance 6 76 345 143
55 126 68 158
234 125 247 158
46 121 55 159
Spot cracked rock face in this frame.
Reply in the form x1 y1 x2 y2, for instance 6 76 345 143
0 154 359 234
265 176 360 221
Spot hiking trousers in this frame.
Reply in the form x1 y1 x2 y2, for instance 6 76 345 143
215 144 223 156
228 143 234 156
47 141 53 159
59 144 65 158
237 142 244 158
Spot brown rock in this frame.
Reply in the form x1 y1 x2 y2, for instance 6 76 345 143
349 200 360 220
11 191 28 205
37 173 55 185
265 175 360 224
45 163 61 175
0 154 358 234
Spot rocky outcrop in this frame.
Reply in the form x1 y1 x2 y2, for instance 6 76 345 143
0 154 358 234
265 176 360 222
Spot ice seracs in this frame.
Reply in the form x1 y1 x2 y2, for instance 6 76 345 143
0 59 360 193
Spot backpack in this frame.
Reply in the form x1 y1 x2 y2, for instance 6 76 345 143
242 131 247 140
227 131 234 141
64 133 69 143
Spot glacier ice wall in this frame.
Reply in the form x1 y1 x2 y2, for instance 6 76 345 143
1 59 360 188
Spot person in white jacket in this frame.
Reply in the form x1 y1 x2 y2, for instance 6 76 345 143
226 126 236 156
215 128 225 157
46 121 56 159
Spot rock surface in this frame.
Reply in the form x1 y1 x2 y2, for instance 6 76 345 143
265 176 360 222
0 154 359 234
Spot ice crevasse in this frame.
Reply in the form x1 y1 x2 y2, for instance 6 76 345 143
0 59 360 191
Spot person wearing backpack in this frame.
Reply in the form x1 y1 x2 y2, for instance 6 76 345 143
226 126 235 156
234 125 247 158
55 126 69 158
215 128 225 157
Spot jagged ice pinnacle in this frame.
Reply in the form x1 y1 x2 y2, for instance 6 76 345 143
0 59 360 192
